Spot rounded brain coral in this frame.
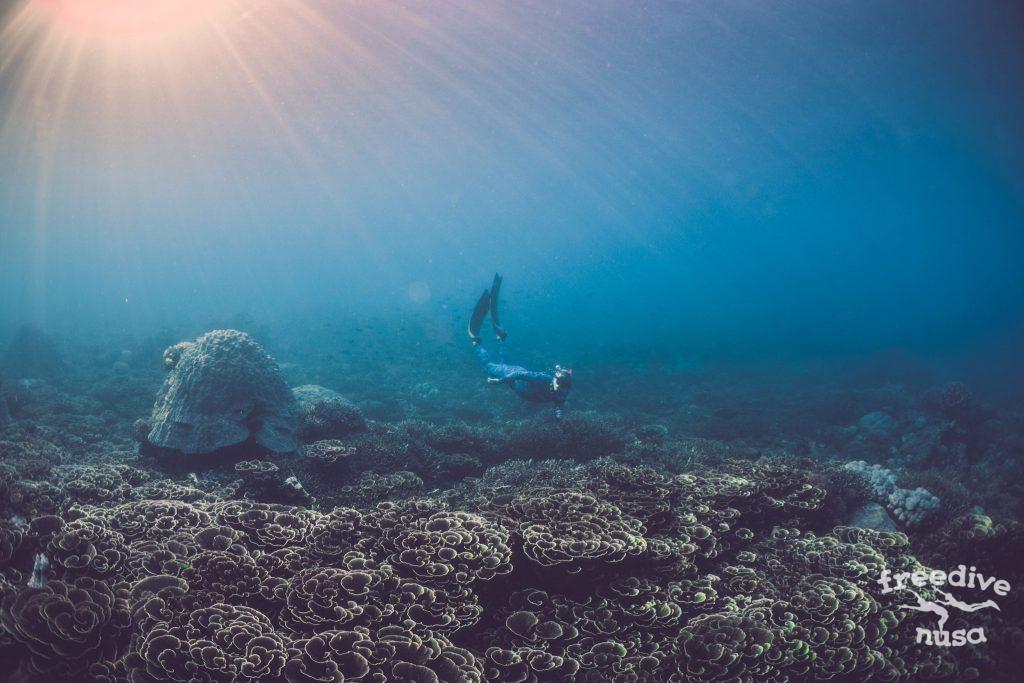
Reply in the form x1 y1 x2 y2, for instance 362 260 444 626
181 550 265 602
675 604 791 682
102 500 213 542
147 330 299 455
306 507 363 562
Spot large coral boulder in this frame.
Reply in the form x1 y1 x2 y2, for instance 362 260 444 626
147 330 299 454
292 384 366 442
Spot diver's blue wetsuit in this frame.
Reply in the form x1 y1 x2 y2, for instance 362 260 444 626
477 340 565 417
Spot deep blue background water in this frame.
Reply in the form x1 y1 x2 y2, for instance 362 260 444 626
1 0 1022 397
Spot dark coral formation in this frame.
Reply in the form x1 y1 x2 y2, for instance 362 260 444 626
147 330 299 455
301 439 357 470
508 411 628 461
293 384 366 442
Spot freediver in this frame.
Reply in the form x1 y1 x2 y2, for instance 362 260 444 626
469 273 572 418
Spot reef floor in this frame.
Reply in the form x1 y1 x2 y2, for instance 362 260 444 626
0 326 1021 682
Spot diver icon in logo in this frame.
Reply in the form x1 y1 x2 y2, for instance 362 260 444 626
895 588 1000 646
897 588 999 632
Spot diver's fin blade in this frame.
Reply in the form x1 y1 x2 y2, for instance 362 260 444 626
469 289 490 340
489 274 507 339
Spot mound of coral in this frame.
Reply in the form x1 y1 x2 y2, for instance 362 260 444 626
845 460 941 527
146 330 299 455
293 384 366 442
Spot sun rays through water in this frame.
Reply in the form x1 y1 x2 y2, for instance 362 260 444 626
4 2 530 306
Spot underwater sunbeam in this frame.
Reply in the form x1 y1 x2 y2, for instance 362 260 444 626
29 0 231 40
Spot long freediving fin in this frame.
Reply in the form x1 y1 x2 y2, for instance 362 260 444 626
469 289 490 343
489 273 507 340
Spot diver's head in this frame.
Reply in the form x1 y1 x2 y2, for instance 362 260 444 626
552 365 573 396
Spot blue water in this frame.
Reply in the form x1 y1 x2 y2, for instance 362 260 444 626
2 5 1024 682
0 0 1022 397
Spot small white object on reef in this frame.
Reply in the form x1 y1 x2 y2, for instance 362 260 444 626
27 553 49 588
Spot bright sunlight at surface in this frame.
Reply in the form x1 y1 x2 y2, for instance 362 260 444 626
27 0 232 39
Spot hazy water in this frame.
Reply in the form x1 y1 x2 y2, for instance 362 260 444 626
1 0 1022 398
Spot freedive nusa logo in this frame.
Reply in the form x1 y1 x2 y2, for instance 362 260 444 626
878 565 1009 647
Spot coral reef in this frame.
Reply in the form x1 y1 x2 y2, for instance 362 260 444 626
292 384 366 442
147 330 300 455
848 501 898 532
0 454 991 683
300 439 355 463
0 577 129 680
508 411 628 461
1 435 1021 682
845 460 941 528
0 322 1021 681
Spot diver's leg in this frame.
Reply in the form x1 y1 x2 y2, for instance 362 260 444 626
497 337 508 364
489 273 508 341
477 344 505 382
468 289 490 344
